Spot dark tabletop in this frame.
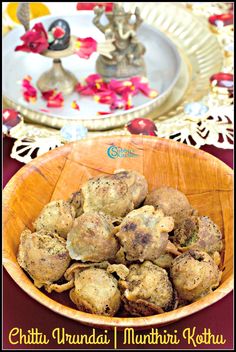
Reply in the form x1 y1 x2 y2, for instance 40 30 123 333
2 137 234 350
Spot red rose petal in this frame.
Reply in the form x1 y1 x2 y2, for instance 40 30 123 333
110 98 125 110
85 74 103 85
108 79 136 96
130 76 158 98
40 108 50 113
75 83 95 96
94 91 117 105
22 76 37 103
47 93 64 108
97 111 111 115
76 73 159 112
74 37 97 59
15 22 49 53
71 100 80 110
42 90 56 100
42 90 64 108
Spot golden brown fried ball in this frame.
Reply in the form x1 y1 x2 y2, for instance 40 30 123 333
17 229 71 288
170 250 221 302
66 211 118 262
68 191 83 217
46 261 111 293
81 174 134 218
107 263 130 280
115 205 174 262
119 261 176 316
69 267 121 316
173 216 223 255
33 200 76 239
114 169 148 208
144 186 196 228
153 253 175 269
152 241 181 269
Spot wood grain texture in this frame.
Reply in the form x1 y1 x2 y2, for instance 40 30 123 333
3 136 233 328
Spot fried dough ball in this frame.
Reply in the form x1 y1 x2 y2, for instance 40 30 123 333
81 174 134 218
114 169 148 208
33 200 76 239
153 253 175 269
17 229 71 288
152 242 181 269
170 250 221 302
119 261 176 316
107 263 130 280
144 187 196 228
173 216 223 255
68 191 83 217
115 205 174 262
66 211 118 262
45 261 110 293
69 267 121 316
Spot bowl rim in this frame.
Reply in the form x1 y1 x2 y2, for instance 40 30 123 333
3 136 234 328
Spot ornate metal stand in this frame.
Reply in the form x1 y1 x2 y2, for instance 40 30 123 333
36 36 78 95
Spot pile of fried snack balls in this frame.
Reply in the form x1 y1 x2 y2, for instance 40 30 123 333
17 170 223 317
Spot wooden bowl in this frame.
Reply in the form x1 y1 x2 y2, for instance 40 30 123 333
3 136 233 329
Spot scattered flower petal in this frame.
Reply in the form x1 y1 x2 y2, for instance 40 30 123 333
121 91 134 110
75 82 95 96
41 89 56 100
71 100 80 110
85 74 103 85
47 92 64 108
22 76 37 103
110 98 125 110
15 22 49 53
131 76 159 98
42 89 64 108
75 74 158 112
85 74 108 92
97 111 111 115
94 91 117 105
108 79 136 96
74 37 97 59
40 108 50 113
